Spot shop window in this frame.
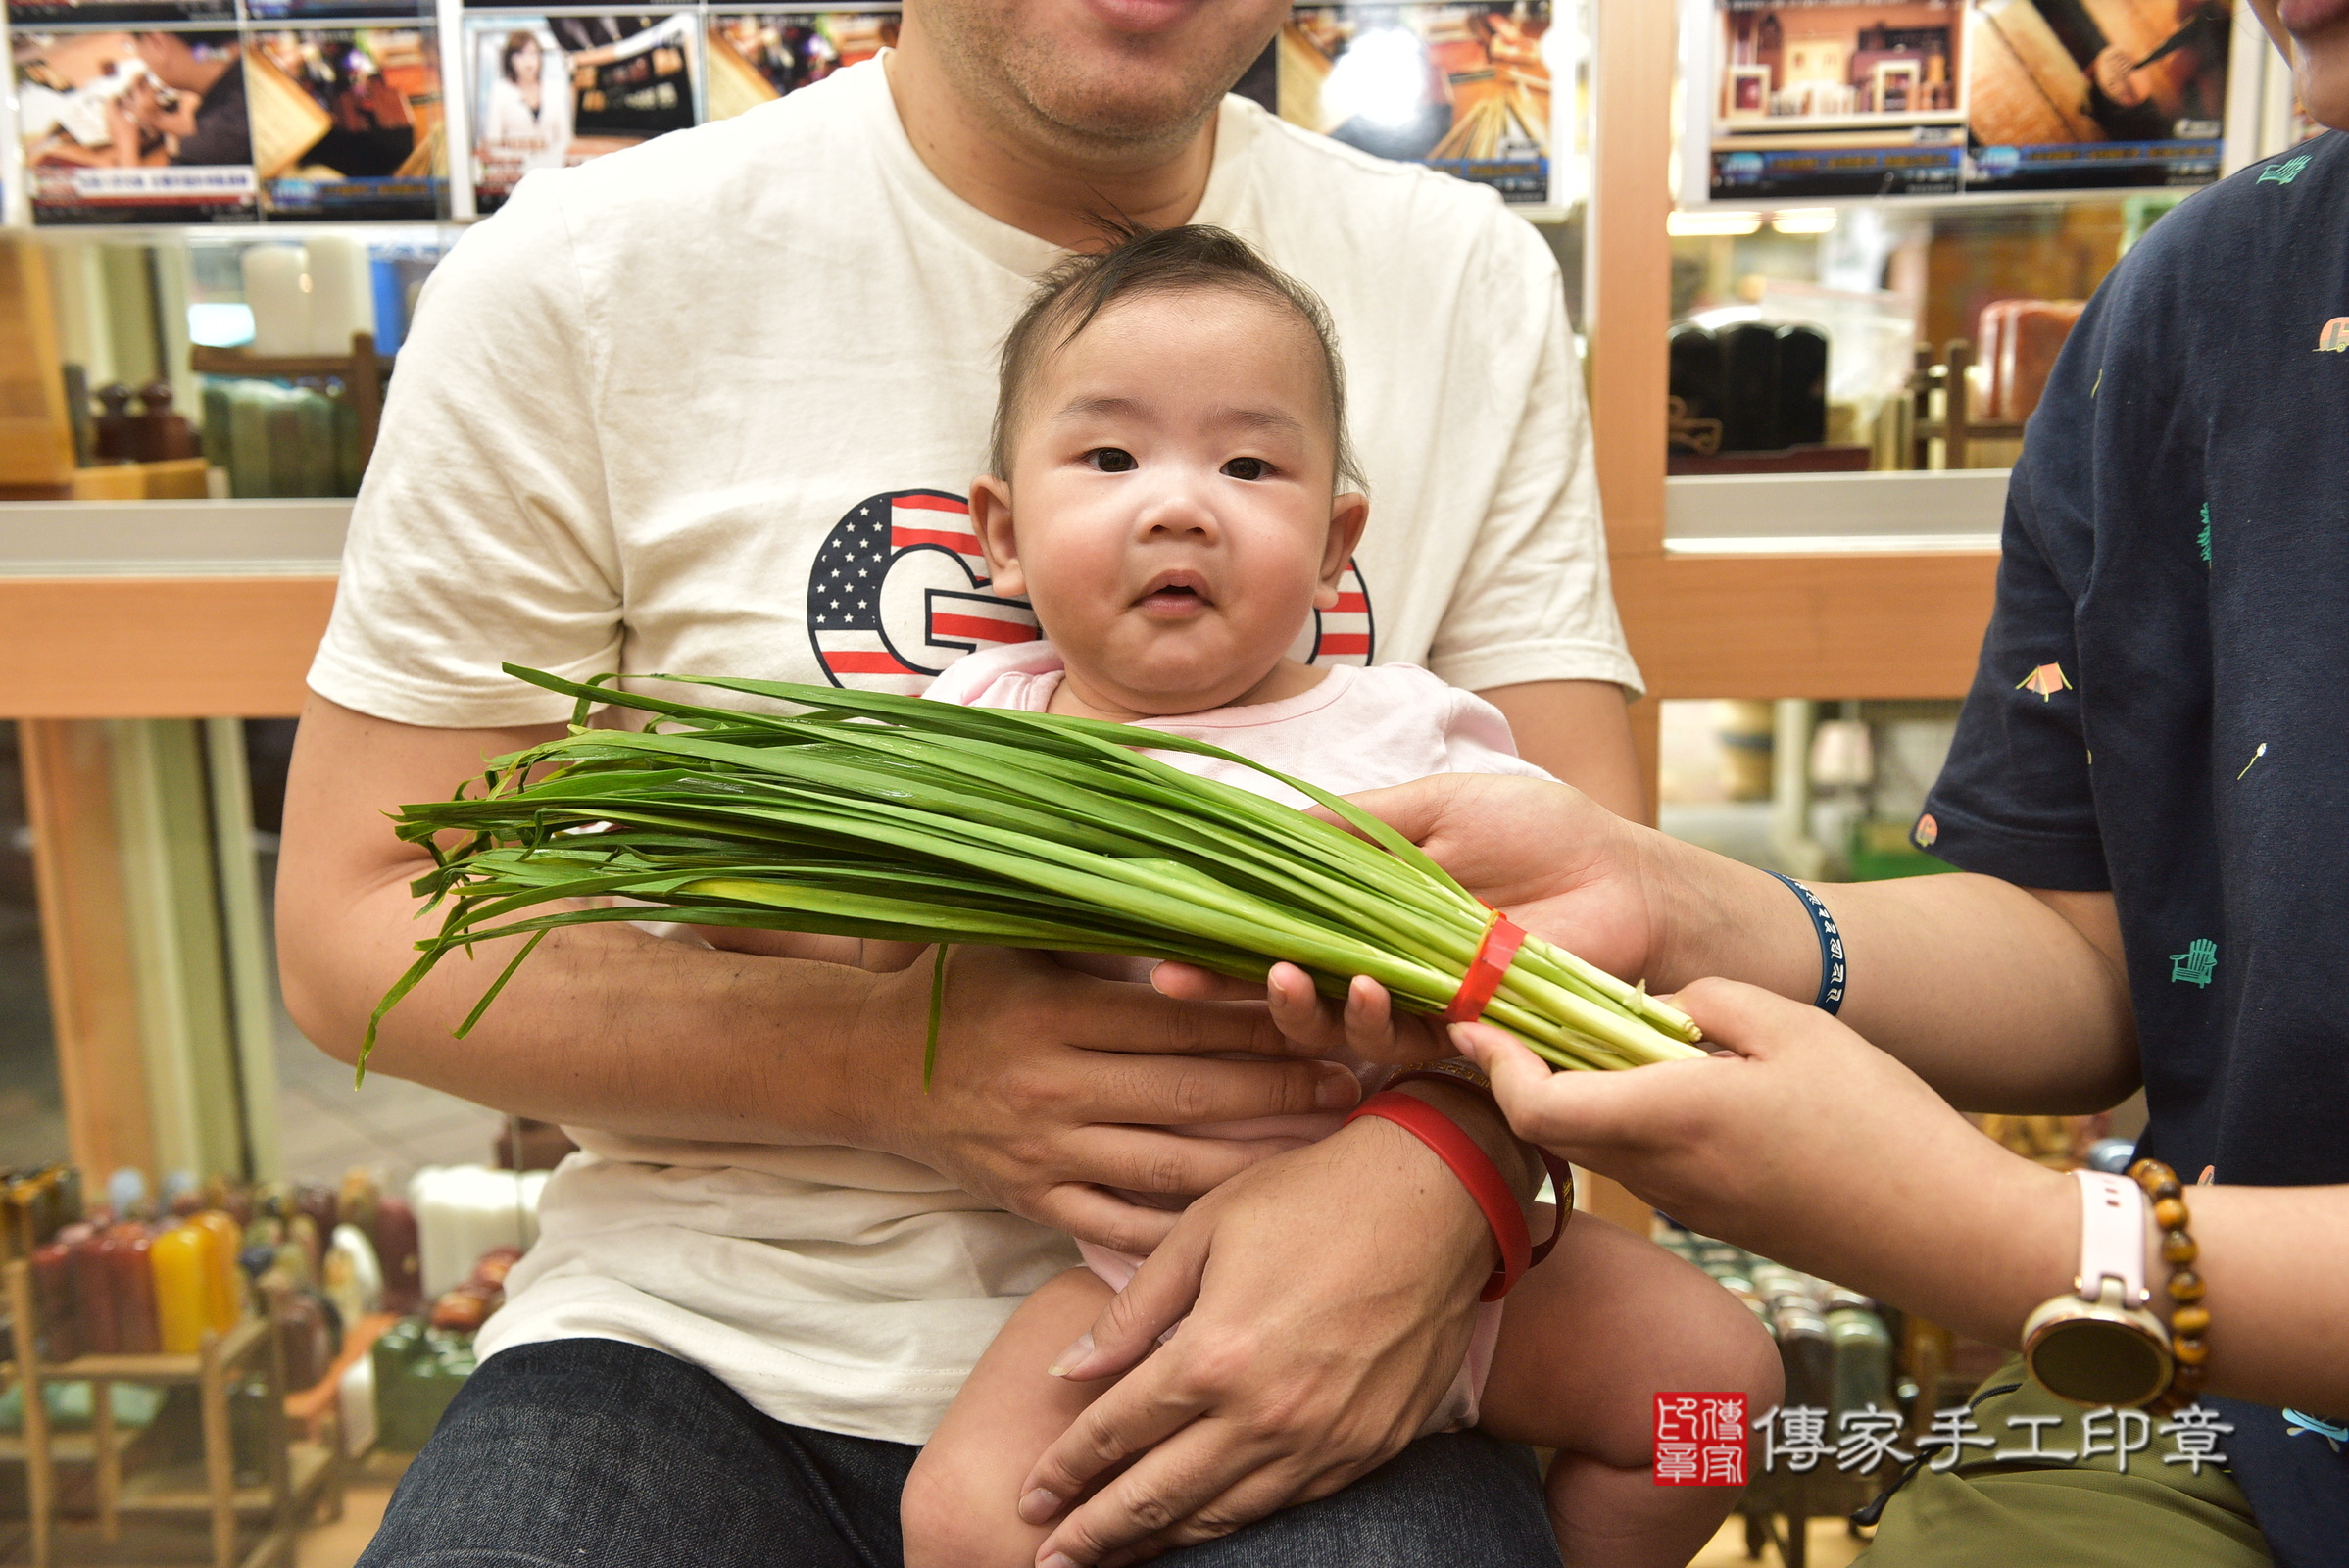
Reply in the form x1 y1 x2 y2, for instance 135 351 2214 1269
1657 697 1962 881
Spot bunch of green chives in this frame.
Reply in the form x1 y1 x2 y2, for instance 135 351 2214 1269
366 664 1704 1078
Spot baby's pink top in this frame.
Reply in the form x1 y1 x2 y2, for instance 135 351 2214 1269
929 641 1542 1428
923 640 1554 803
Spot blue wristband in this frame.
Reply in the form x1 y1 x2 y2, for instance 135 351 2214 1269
1765 870 1846 1015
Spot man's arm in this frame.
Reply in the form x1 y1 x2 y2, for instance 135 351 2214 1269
1479 677 1644 821
276 694 1365 1251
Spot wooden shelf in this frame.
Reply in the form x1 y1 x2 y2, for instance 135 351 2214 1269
189 346 393 380
3 1262 333 1568
116 1441 330 1516
0 1431 100 1463
46 1316 267 1383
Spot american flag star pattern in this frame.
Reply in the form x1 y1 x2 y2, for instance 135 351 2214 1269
807 490 1040 694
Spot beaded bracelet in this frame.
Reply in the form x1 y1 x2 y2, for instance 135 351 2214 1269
2129 1157 2210 1410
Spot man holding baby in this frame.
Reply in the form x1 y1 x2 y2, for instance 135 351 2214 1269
277 0 1706 1561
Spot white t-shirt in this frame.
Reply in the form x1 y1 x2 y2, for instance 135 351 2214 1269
313 55 1639 1445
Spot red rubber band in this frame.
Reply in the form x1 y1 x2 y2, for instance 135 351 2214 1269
1344 1090 1531 1300
1445 913 1528 1025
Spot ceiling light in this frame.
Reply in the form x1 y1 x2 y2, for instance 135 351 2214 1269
1771 208 1839 234
1667 211 1762 237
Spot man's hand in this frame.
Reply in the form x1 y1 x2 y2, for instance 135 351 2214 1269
851 946 1360 1253
1012 1114 1497 1566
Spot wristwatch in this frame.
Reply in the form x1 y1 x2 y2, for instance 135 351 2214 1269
2021 1169 2173 1406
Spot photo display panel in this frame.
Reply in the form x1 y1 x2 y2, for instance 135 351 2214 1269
247 27 445 218
6 0 232 24
703 10 892 120
14 25 260 222
1280 2 1557 203
1962 0 2227 192
1703 0 2232 201
465 11 699 213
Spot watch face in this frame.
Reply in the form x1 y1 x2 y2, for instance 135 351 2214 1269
2029 1316 2172 1407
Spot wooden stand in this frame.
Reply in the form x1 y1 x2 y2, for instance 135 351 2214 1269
2 1261 62 1568
1738 1469 1879 1568
2 1258 342 1568
189 334 394 467
1909 341 2027 471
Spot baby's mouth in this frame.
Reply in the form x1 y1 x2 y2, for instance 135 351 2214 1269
1136 570 1214 614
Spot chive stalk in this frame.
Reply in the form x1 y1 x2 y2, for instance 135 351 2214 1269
361 666 1703 1079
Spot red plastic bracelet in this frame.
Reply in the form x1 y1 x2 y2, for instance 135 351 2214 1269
1386 1070 1575 1272
1344 1090 1531 1300
1445 913 1528 1024
1529 1150 1574 1269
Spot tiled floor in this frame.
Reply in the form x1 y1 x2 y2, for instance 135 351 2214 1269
293 1460 401 1568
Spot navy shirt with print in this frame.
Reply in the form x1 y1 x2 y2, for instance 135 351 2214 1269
1921 133 2349 1568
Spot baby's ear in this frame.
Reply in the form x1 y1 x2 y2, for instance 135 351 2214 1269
1313 491 1371 611
969 474 1026 598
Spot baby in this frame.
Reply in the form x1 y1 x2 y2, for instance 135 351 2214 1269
896 226 1779 1568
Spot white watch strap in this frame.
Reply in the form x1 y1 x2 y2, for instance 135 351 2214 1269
2073 1168 2150 1306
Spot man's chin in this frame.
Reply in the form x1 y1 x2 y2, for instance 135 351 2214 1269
1016 59 1243 145
981 0 1277 146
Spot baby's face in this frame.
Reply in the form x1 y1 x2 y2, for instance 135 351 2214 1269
974 288 1361 716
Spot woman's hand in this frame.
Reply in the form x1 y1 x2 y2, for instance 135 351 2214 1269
1455 979 2076 1348
1011 1113 1496 1566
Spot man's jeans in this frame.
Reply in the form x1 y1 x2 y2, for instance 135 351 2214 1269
358 1338 1564 1567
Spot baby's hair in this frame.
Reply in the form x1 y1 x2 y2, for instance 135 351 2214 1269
990 224 1365 495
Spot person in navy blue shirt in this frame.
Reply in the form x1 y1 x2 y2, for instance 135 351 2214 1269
1183 4 2349 1563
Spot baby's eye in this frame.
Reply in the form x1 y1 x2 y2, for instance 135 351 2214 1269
1087 448 1137 473
1221 457 1269 481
